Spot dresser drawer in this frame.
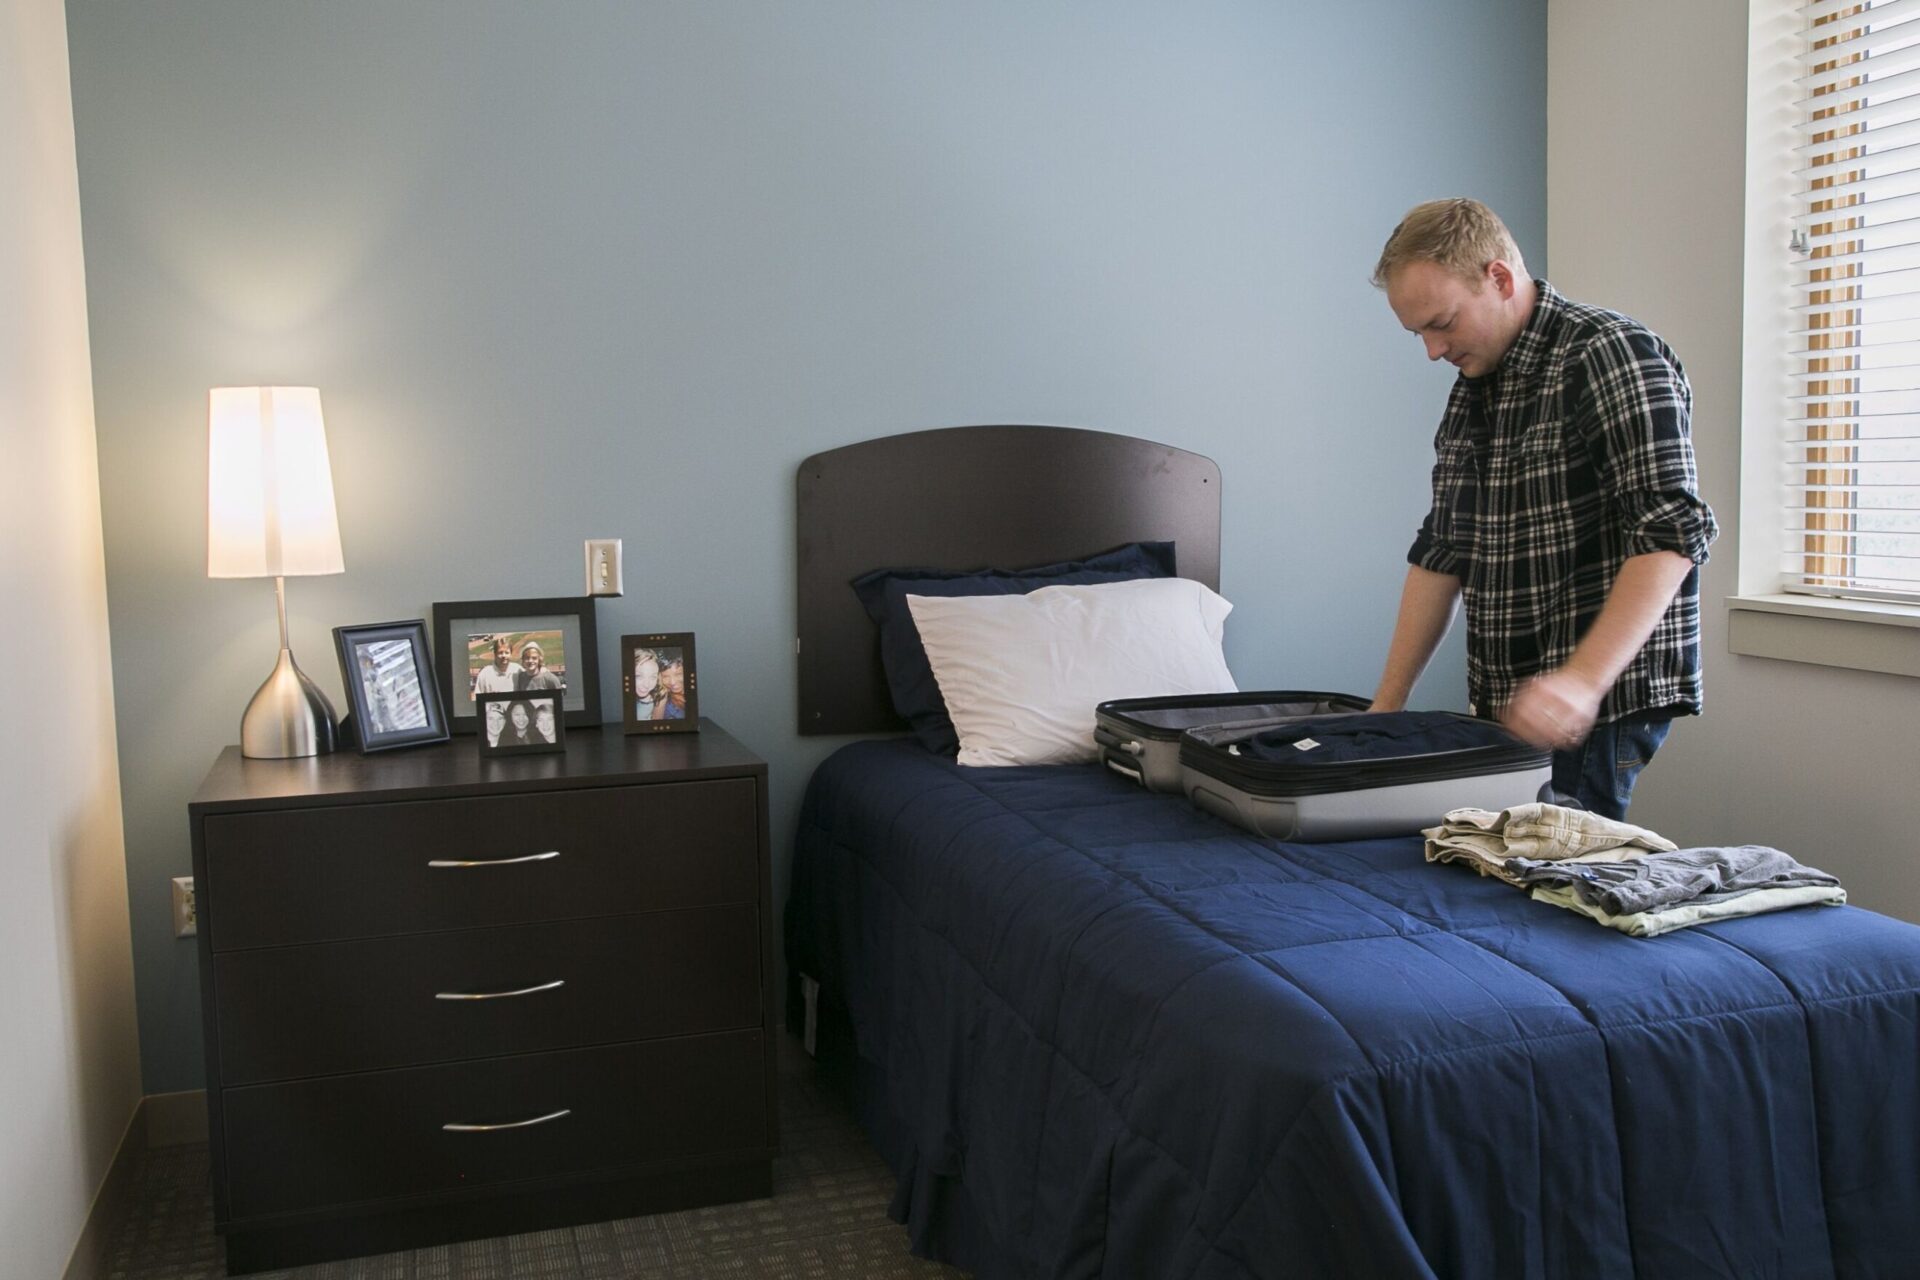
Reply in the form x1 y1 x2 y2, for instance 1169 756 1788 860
221 1030 769 1221
213 906 761 1085
205 780 758 950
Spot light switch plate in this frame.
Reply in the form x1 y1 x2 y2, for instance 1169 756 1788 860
585 538 624 596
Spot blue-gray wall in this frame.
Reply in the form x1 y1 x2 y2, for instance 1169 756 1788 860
67 0 1545 1093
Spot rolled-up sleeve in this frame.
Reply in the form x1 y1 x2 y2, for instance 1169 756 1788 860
1575 328 1719 564
1409 417 1466 576
1408 496 1459 576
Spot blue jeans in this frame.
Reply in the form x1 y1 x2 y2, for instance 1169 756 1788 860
1548 713 1673 821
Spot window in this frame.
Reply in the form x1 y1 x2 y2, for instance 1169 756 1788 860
1791 0 1920 603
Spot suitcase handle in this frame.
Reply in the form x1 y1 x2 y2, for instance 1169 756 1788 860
1104 755 1146 784
1093 726 1142 755
1187 783 1243 827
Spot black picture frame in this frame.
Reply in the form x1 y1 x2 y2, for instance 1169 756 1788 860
621 632 699 734
475 690 567 756
432 596 601 733
331 619 451 753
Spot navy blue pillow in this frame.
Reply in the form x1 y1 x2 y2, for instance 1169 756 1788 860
852 541 1178 754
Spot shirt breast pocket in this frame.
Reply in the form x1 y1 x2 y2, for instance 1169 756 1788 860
1512 420 1570 505
1435 436 1477 479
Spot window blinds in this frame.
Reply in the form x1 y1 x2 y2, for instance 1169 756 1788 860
1792 0 1920 601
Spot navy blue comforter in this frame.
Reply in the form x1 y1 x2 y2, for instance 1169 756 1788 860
785 740 1920 1279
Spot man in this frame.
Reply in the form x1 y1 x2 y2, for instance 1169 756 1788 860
360 647 424 734
516 640 564 692
471 637 521 698
1369 198 1717 819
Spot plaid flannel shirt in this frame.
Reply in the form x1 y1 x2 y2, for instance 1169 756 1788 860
1409 281 1718 725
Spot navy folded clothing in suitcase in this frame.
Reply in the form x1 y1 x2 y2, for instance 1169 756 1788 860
1181 710 1551 842
1095 691 1370 792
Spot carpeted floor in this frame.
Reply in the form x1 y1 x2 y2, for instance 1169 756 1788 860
104 1039 967 1279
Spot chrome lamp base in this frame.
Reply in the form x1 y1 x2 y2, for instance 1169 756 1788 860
241 647 338 758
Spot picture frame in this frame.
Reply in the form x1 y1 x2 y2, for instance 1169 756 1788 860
475 690 567 756
432 597 601 733
621 632 698 734
331 619 451 753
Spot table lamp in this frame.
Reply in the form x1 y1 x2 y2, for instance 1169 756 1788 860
207 386 345 758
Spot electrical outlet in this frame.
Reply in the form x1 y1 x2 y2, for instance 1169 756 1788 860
172 876 196 938
585 538 624 596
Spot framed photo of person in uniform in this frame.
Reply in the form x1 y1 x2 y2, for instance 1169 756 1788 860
432 596 601 733
332 619 450 753
621 632 698 734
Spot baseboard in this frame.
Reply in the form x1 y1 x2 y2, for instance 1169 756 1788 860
60 1089 211 1280
143 1088 208 1148
60 1105 144 1280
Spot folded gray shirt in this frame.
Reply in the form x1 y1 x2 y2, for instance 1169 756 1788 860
1505 845 1842 917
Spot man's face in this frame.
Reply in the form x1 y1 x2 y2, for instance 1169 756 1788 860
491 643 512 671
522 646 543 674
1385 260 1520 379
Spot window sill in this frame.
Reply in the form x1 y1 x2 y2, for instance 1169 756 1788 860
1726 594 1920 679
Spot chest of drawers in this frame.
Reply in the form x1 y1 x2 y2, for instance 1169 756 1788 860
188 721 775 1273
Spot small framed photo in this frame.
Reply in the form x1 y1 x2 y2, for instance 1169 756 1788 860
332 620 450 753
432 597 601 733
622 633 698 734
476 690 567 756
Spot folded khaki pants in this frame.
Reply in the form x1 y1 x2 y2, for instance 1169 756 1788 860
1422 802 1676 886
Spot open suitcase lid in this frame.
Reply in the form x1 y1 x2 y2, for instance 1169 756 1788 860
1095 690 1371 742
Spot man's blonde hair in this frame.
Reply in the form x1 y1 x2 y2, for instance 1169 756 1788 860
1371 198 1525 290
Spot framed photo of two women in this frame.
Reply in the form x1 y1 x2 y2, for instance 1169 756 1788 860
622 633 697 733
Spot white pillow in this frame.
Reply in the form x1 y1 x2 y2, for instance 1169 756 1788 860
905 577 1238 767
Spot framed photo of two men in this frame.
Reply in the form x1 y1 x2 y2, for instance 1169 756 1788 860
432 596 601 733
622 632 697 734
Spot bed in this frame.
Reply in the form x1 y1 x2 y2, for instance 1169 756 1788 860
785 425 1920 1279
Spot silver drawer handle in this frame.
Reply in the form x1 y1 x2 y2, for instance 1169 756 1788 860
427 850 560 869
435 979 565 1002
443 1108 572 1133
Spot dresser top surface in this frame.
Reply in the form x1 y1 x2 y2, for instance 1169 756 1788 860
191 719 765 814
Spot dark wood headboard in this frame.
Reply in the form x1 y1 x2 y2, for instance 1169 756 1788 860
796 425 1221 735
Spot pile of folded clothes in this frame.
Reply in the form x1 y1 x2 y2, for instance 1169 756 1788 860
1424 803 1846 937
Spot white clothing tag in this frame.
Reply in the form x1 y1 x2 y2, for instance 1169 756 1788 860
1294 738 1320 751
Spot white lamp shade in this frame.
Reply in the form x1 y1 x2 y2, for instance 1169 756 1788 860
207 386 345 578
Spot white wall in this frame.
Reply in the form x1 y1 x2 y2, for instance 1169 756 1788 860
0 1 144 1274
1548 0 1920 921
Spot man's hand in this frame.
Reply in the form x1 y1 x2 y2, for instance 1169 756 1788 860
1499 551 1692 749
1500 668 1605 750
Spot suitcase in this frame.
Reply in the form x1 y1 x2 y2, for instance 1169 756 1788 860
1179 709 1552 841
1095 691 1370 792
